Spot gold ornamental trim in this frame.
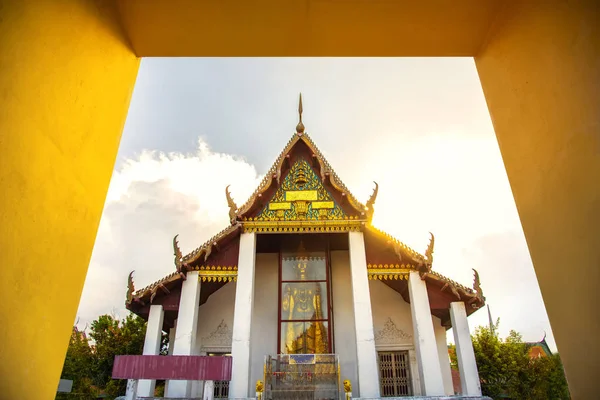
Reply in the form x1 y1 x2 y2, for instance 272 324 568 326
268 202 292 210
367 263 415 281
312 201 334 209
285 190 318 201
242 219 363 233
195 265 238 282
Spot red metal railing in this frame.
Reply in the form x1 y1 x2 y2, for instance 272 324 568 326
112 355 232 381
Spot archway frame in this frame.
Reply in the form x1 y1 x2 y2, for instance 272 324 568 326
1 1 598 399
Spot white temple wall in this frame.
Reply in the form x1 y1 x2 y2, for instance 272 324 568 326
330 250 359 394
433 316 454 396
195 281 236 354
368 279 421 395
190 281 236 397
249 252 279 394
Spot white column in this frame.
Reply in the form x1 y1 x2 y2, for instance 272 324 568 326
408 271 445 396
164 323 177 395
434 317 454 395
166 271 201 398
348 231 381 398
450 301 482 396
138 304 165 397
167 324 176 355
229 232 257 399
203 380 215 400
125 379 138 400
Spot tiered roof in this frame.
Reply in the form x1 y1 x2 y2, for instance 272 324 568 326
126 95 485 328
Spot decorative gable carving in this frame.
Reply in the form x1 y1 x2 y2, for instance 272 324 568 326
374 317 413 345
201 319 232 351
257 159 347 222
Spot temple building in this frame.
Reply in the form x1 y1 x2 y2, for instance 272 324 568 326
124 96 486 399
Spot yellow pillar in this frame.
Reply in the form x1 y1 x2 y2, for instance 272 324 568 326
475 2 599 398
0 1 139 399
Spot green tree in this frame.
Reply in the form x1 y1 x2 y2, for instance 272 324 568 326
57 313 170 399
57 326 98 400
89 313 147 397
465 320 570 400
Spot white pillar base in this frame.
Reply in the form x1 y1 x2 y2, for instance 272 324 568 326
450 301 482 396
203 380 215 400
125 379 138 400
229 232 257 399
408 271 445 396
348 231 381 398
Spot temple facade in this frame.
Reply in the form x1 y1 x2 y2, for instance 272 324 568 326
125 97 485 399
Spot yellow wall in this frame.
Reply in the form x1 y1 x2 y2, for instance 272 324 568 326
116 0 501 57
475 2 599 397
1 0 598 398
0 1 139 399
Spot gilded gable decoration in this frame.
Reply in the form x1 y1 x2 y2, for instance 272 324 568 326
260 160 345 221
243 159 363 233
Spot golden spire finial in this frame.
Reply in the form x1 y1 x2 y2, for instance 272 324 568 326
296 93 305 134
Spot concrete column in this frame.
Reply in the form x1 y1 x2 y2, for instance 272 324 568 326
166 271 201 398
450 302 482 396
164 323 177 395
229 232 257 399
137 305 165 397
203 380 215 400
408 271 445 396
434 317 454 395
125 379 138 400
168 324 177 355
348 231 381 398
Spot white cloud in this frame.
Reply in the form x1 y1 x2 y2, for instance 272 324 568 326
76 138 262 327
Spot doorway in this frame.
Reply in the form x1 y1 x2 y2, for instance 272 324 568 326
377 351 413 397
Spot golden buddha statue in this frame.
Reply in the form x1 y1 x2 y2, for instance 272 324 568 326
281 245 328 354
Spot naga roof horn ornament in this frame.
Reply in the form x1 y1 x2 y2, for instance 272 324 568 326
418 232 435 279
126 270 135 305
173 234 188 280
365 181 378 222
226 185 238 224
472 268 485 305
425 232 435 265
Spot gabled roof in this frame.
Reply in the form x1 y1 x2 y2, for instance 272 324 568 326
527 334 552 358
231 131 368 223
126 97 485 323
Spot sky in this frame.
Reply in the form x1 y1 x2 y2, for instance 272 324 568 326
77 57 557 351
